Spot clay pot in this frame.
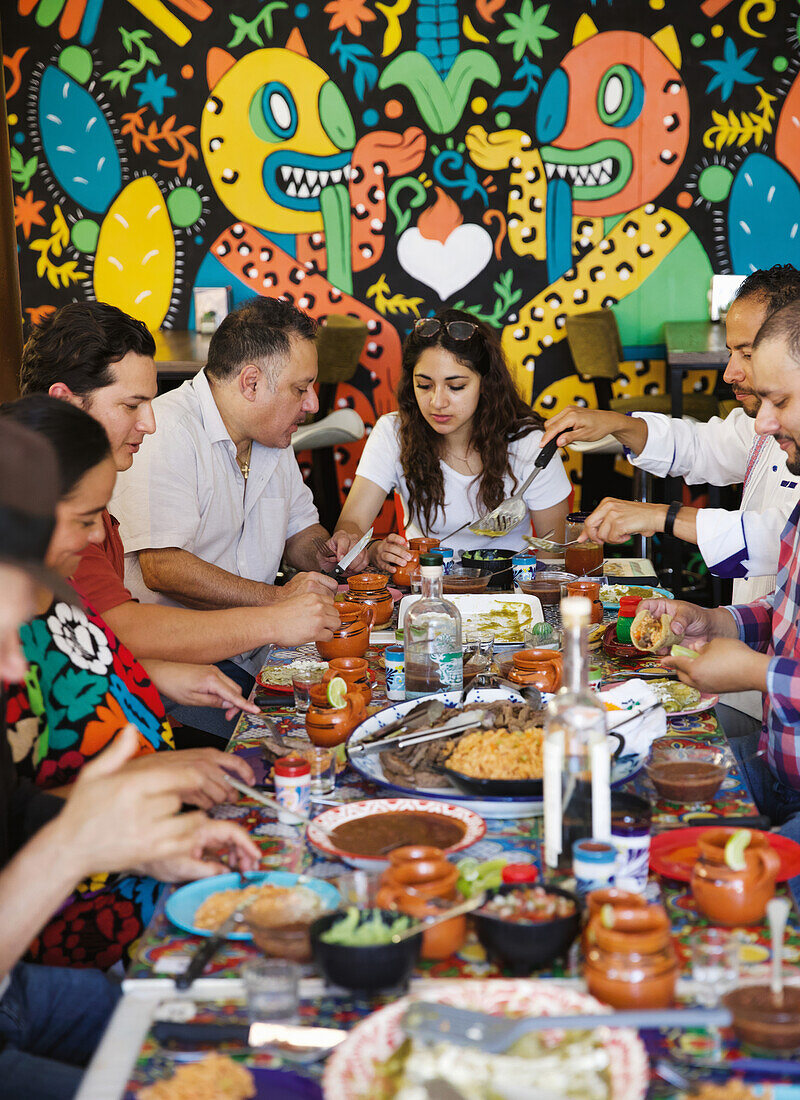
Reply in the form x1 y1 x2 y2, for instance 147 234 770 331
392 550 421 589
316 601 374 660
583 902 678 1009
346 573 394 628
408 538 440 553
305 692 366 747
508 648 563 692
376 848 464 960
691 828 780 926
323 656 372 704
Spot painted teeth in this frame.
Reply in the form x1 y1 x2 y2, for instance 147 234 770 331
277 163 351 198
544 156 616 187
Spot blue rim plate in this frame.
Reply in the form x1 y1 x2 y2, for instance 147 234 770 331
600 584 673 610
165 871 341 941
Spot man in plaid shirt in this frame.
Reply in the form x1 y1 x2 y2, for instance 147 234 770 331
651 298 800 901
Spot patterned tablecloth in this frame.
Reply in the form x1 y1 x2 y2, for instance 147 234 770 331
119 637 800 1098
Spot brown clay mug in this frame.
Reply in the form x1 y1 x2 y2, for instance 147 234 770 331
316 601 373 661
584 902 678 1009
691 827 780 926
508 648 563 692
305 691 366 748
408 537 440 553
565 579 603 624
323 657 372 704
346 572 394 627
392 550 421 589
377 849 464 960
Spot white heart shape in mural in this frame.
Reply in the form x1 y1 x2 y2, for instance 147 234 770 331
397 224 493 300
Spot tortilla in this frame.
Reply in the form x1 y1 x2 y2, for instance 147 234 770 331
630 607 680 652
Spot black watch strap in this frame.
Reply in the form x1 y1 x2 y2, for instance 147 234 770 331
664 500 683 538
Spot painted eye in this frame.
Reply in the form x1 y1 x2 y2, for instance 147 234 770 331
249 82 298 143
598 65 644 127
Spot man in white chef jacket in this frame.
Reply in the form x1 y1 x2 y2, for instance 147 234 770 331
538 264 800 728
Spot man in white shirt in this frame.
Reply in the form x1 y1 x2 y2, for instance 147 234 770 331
539 265 800 603
111 297 367 705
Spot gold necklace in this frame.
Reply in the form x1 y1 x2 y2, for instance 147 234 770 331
236 442 252 480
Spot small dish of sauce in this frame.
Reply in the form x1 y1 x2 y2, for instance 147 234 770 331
724 984 800 1053
645 741 729 805
329 812 466 857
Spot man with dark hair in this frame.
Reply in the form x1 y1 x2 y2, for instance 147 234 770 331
109 296 367 727
20 299 345 737
657 297 800 904
540 264 800 604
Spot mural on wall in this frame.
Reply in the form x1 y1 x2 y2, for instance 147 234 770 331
4 0 800 515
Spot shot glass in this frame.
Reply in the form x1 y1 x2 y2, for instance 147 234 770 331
463 633 495 679
292 667 325 713
410 572 423 594
302 744 336 797
241 958 301 1023
691 929 740 1007
335 869 381 908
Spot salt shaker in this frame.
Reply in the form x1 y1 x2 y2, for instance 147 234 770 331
273 755 310 824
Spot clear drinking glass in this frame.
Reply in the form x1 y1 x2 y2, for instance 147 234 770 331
335 869 381 907
241 958 301 1023
463 633 495 679
302 744 336 796
691 929 740 1006
409 572 423 594
292 667 325 713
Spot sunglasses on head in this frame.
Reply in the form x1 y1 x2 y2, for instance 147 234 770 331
413 318 478 341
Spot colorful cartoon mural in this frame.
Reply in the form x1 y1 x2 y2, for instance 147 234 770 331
4 0 800 509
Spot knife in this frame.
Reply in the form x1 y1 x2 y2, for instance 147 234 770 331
175 895 258 990
331 527 373 579
152 1020 346 1063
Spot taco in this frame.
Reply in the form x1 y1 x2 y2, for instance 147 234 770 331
630 607 680 652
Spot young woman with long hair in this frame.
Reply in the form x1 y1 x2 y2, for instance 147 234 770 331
335 309 571 571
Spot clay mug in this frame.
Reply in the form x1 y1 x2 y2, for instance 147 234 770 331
565 579 603 624
584 903 678 1009
392 550 421 589
323 656 372 704
691 827 780 926
508 648 563 692
377 848 464 960
408 537 440 553
316 600 373 661
305 691 366 748
583 888 647 952
346 572 394 627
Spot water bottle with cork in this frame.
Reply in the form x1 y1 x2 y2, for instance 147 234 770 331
543 595 611 870
403 553 462 698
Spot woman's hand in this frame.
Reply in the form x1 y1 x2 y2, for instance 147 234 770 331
371 533 413 571
146 661 260 720
125 746 256 810
135 817 261 883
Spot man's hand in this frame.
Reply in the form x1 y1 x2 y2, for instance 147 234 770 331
583 499 668 544
135 817 261 883
317 530 371 575
539 406 646 452
125 747 256 811
637 598 729 652
664 638 770 695
372 533 413 571
148 662 260 721
269 591 341 645
279 571 339 599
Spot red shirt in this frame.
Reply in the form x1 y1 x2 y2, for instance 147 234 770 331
70 510 134 615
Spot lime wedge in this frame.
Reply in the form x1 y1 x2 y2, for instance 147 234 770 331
599 903 616 929
334 743 347 766
671 644 699 660
326 676 348 709
724 828 752 871
457 857 480 882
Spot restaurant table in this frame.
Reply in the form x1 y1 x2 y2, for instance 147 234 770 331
663 322 728 423
100 625 800 1098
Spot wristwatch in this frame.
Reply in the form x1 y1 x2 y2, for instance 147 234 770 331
664 500 683 537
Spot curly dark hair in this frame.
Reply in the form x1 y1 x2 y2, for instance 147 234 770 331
734 264 800 316
397 308 545 534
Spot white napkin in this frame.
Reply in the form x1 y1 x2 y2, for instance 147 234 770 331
599 678 667 759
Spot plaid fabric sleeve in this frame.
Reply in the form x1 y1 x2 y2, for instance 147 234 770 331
766 657 800 727
727 597 774 651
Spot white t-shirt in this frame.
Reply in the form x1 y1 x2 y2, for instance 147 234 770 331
111 369 319 675
355 413 572 553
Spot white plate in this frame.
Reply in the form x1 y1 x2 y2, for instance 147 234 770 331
323 979 649 1100
397 593 543 646
306 797 486 870
346 688 546 819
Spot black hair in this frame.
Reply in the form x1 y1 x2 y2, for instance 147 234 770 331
205 296 317 382
19 301 155 397
734 264 800 317
0 395 112 498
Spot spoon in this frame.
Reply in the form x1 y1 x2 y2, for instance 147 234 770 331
767 895 790 1006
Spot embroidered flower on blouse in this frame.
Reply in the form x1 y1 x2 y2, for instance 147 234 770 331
47 602 113 675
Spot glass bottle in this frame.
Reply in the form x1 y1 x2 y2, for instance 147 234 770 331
544 596 610 870
403 554 463 699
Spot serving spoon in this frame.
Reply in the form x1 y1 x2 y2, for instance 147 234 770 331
768 895 791 1006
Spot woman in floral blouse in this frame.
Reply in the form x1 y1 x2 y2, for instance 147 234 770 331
2 396 258 968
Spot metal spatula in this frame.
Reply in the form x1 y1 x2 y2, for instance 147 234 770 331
467 437 561 537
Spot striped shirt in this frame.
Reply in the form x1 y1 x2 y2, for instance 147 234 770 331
729 499 800 788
